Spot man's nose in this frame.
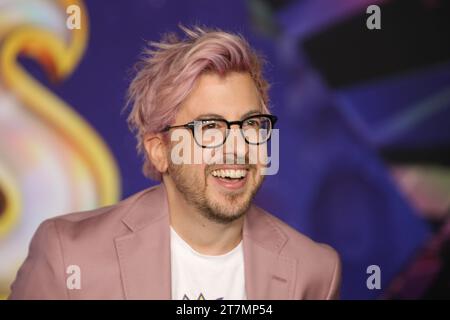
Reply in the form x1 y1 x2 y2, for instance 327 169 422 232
224 127 248 162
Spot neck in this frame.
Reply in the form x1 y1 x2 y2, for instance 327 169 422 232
163 180 244 256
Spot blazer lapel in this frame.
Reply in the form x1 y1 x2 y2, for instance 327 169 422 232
243 206 297 299
114 185 172 299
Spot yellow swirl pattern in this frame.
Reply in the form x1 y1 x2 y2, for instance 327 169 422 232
0 0 121 297
0 164 21 239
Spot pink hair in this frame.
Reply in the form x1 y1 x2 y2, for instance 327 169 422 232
125 25 270 181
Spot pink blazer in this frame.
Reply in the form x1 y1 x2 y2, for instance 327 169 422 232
9 184 341 299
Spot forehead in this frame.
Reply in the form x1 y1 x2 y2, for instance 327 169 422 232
178 71 262 121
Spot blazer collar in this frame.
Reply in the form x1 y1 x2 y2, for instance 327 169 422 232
115 184 297 299
243 205 297 299
115 185 172 299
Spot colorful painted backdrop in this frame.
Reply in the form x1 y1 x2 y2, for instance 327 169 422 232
1 0 449 299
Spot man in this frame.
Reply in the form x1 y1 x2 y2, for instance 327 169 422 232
9 26 341 300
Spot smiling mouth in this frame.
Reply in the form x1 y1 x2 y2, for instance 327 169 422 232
209 168 249 190
211 168 247 179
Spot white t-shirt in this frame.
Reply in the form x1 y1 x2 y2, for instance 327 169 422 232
170 226 247 300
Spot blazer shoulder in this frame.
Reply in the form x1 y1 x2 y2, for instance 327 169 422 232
9 218 67 299
45 186 157 238
256 207 342 299
257 207 338 259
9 186 162 299
51 187 153 224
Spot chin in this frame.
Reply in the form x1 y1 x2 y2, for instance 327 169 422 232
208 191 252 215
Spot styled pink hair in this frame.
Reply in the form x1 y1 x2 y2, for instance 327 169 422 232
126 25 270 180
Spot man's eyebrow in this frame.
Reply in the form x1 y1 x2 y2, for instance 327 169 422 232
240 109 263 119
194 113 225 120
193 109 262 121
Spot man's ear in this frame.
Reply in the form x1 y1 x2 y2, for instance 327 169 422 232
143 133 169 174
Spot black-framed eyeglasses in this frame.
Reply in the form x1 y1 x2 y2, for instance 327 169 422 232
161 114 278 148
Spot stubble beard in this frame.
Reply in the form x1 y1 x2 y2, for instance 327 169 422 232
168 162 264 224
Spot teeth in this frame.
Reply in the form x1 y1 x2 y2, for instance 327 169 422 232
211 169 247 179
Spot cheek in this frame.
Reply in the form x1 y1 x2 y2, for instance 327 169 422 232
186 164 207 181
167 129 198 165
202 146 224 165
248 144 268 167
